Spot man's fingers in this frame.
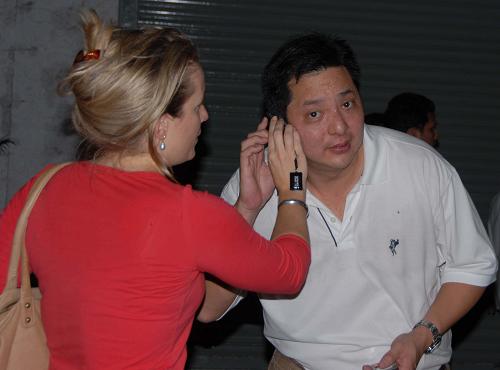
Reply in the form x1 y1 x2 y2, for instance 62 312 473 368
271 118 286 154
377 351 397 369
267 116 278 154
257 116 269 131
247 130 268 140
292 128 306 172
283 123 294 154
241 135 268 152
241 143 266 158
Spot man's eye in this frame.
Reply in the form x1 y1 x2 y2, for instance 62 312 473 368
343 101 352 108
309 111 319 118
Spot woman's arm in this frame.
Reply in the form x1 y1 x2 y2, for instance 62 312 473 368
196 118 309 322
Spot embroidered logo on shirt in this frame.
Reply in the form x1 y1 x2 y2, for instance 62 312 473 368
389 239 399 255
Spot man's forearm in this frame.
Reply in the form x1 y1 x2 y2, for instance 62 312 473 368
197 280 240 323
234 199 259 225
419 282 485 341
377 282 488 368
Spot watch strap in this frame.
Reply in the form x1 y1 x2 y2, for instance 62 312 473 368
413 319 442 354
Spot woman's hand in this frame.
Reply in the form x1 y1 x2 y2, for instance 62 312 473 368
267 117 307 201
236 117 275 224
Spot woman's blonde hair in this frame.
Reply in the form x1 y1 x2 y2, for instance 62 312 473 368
59 9 199 178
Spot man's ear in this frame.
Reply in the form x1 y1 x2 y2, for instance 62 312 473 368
407 127 422 139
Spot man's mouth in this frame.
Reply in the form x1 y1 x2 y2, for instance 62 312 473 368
329 141 350 154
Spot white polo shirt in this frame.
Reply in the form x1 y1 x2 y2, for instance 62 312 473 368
221 125 497 370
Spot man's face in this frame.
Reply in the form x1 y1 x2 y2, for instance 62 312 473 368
286 66 365 177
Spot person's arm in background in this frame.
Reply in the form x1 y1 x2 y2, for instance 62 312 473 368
197 117 308 323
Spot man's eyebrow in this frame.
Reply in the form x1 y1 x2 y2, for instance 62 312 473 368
303 98 325 106
339 89 355 97
303 89 356 106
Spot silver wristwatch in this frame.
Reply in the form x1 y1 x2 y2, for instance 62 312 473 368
413 320 442 354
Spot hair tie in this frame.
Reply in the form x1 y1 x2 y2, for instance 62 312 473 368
73 49 101 65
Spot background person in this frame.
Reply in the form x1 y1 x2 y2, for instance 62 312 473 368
383 92 439 148
0 10 311 370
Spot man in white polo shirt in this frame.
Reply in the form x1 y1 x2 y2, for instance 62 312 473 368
198 33 497 370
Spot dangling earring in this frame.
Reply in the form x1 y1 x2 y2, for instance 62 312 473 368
159 135 166 151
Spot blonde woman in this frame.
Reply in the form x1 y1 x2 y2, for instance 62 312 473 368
0 10 309 370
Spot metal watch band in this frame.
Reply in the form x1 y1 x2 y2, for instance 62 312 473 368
413 319 442 354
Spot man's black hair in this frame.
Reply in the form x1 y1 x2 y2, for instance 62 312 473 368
261 33 361 120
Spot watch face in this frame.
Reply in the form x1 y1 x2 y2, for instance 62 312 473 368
425 334 442 353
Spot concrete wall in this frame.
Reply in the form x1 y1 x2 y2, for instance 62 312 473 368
0 0 118 208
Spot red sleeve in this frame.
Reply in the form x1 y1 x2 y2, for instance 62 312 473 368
182 187 310 294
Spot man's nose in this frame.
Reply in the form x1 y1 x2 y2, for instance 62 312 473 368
328 110 348 135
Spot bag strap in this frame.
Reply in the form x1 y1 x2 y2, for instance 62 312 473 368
5 163 72 293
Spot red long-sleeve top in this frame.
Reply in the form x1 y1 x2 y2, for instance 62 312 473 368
0 162 310 369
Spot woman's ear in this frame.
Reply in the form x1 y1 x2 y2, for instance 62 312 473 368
154 114 173 152
155 113 174 140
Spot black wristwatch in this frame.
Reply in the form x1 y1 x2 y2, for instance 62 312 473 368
413 320 442 354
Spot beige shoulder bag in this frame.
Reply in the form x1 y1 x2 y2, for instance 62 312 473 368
0 163 71 370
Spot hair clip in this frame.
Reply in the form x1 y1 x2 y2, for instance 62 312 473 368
73 49 101 65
